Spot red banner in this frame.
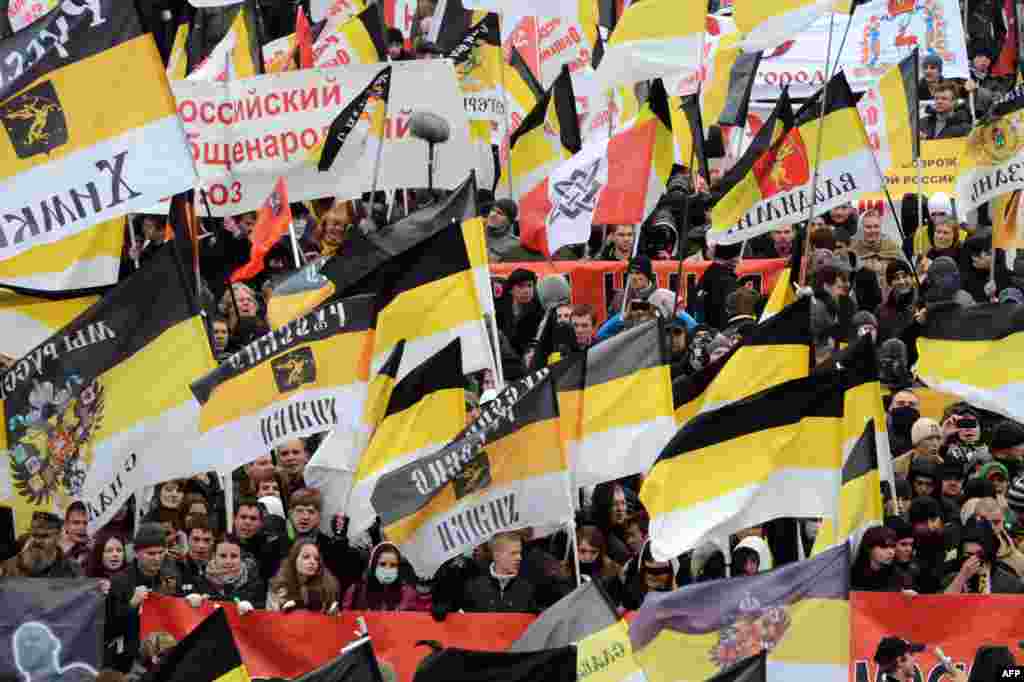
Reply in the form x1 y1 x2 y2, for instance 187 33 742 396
851 592 1023 681
490 259 787 326
141 595 533 681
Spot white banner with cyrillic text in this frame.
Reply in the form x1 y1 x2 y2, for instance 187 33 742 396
172 60 480 216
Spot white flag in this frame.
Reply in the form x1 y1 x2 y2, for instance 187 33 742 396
545 137 610 255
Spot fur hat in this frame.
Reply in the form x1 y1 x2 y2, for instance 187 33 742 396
911 418 941 446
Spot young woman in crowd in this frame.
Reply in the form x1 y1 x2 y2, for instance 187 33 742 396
267 540 340 613
342 542 423 611
188 535 266 611
87 532 128 595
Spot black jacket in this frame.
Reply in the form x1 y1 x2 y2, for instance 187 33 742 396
462 572 539 614
696 261 738 331
107 561 174 672
239 530 287 585
920 106 972 140
496 296 544 357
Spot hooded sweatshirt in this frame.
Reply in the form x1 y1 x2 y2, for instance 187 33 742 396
342 542 421 611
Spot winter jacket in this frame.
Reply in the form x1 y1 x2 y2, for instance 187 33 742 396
194 559 267 608
696 261 739 330
107 561 174 671
920 106 972 140
462 571 539 614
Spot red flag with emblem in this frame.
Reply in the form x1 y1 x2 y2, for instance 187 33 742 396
230 178 292 283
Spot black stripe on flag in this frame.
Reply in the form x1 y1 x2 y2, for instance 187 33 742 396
381 338 464 420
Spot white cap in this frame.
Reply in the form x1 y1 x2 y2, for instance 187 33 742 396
258 495 285 519
928 192 953 216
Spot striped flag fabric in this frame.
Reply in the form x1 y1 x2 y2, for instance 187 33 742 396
0 248 216 532
865 50 919 170
915 303 1024 423
0 288 101 361
507 66 581 202
567 320 675 490
152 608 251 682
699 296 812 414
267 175 477 328
516 78 671 255
188 295 376 464
708 72 882 245
733 0 853 52
592 0 704 91
0 1 195 291
641 361 847 558
812 338 892 554
629 543 850 682
759 233 803 322
698 28 743 132
672 354 728 427
343 339 466 537
574 620 646 682
185 0 262 80
374 366 572 576
313 5 386 68
956 87 1024 212
316 65 391 172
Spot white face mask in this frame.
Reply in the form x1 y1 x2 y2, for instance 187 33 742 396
375 566 399 585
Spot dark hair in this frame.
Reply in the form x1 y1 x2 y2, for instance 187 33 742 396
934 81 958 98
967 646 1017 682
216 533 243 552
85 532 128 579
624 510 650 534
571 303 597 324
184 514 212 533
65 501 87 519
211 314 229 327
809 228 836 252
235 497 263 517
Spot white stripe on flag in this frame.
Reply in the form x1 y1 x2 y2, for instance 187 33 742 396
546 137 611 255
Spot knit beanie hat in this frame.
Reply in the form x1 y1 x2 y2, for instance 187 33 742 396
911 418 941 446
924 256 961 302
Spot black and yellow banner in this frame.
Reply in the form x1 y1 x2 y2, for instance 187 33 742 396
345 338 467 536
190 294 376 457
916 302 1024 424
376 366 571 576
0 248 214 532
152 607 251 682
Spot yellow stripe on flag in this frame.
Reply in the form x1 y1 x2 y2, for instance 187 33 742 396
198 331 372 433
0 36 178 182
384 416 563 543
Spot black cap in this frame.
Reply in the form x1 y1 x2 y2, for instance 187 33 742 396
874 637 925 665
909 496 942 524
628 255 654 281
885 515 913 540
505 268 536 288
991 420 1024 451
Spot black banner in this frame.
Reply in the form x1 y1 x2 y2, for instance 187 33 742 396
0 578 104 682
0 0 142 102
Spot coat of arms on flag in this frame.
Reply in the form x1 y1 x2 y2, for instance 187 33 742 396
752 128 810 197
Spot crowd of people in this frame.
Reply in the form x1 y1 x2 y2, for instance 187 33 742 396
2 0 1024 681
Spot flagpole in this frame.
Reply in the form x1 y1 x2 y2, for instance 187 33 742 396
570 518 583 587
367 75 390 229
287 220 304 268
126 216 140 270
500 29 514 199
223 471 234 532
799 11 838 287
671 144 698 317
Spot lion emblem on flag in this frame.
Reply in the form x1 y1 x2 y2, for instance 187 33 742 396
709 593 791 671
752 129 810 198
5 375 105 506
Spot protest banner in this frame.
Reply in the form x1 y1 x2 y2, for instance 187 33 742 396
141 595 533 682
750 0 969 99
0 579 105 681
851 591 1023 682
172 60 483 216
490 259 787 325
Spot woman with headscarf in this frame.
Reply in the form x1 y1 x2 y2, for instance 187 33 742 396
342 542 423 611
590 482 634 564
267 539 341 613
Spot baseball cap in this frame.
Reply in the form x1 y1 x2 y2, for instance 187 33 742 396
874 637 926 665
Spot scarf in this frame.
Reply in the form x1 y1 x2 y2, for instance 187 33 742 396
207 557 251 590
